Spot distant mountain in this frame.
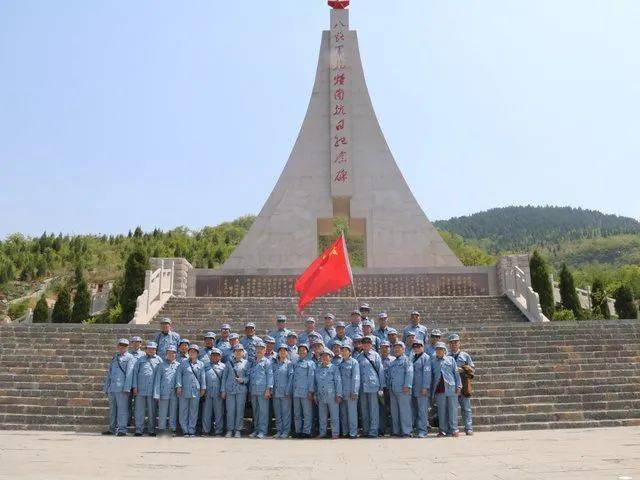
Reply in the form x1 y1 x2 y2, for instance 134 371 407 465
434 206 640 254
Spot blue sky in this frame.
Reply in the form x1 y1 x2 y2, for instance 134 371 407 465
1 0 638 238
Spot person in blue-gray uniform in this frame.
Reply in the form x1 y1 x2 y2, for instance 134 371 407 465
402 311 428 344
202 348 225 436
292 344 315 438
248 341 273 439
177 339 190 362
345 310 363 340
426 329 445 357
153 345 180 436
132 341 162 436
155 317 181 360
448 333 475 435
359 303 371 321
338 343 360 438
333 321 353 349
357 336 385 438
378 340 395 436
263 336 277 361
199 332 216 363
272 344 294 438
103 338 136 436
320 313 337 345
374 312 392 343
286 332 299 362
298 317 318 346
388 342 413 438
215 324 232 349
240 322 263 363
431 342 462 437
330 340 343 366
129 336 145 359
387 328 399 348
314 348 343 439
269 314 291 346
362 320 381 351
220 333 239 363
221 344 250 438
175 344 206 437
410 339 432 438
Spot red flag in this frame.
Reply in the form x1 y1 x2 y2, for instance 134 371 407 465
294 235 353 312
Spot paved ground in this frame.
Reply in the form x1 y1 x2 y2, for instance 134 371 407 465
1 427 639 479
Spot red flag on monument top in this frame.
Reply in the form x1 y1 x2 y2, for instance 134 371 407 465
294 234 353 312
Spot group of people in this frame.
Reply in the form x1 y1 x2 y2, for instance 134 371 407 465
103 304 475 439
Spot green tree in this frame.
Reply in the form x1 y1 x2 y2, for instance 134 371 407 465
32 295 49 323
119 248 148 323
590 278 610 319
51 288 71 323
559 263 583 319
529 251 554 318
71 278 92 323
614 284 638 319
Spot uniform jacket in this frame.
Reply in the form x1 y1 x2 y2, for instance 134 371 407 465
331 356 343 367
339 357 360 396
411 352 432 396
248 357 274 395
216 339 233 362
320 327 337 345
221 358 250 395
388 354 413 393
345 322 363 340
297 331 318 346
334 335 353 348
130 349 145 360
132 354 162 396
314 363 343 401
272 358 294 398
381 354 396 388
357 350 385 392
292 357 315 398
431 355 462 397
374 327 392 342
104 352 136 394
240 336 263 362
155 331 181 358
198 347 215 364
402 324 428 343
204 361 226 398
270 328 292 346
153 359 180 400
175 359 206 399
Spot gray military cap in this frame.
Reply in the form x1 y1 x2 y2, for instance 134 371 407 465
276 314 287 322
263 335 275 344
255 341 266 349
146 341 158 349
220 324 231 330
431 329 443 337
286 331 298 338
434 342 447 350
298 343 310 351
324 313 336 320
159 317 172 324
233 344 245 351
305 317 316 324
229 333 240 340
311 338 324 346
130 336 143 343
321 347 334 357
329 340 342 349
166 345 177 352
378 312 388 319
245 322 256 329
380 340 391 347
410 311 420 316
353 335 364 342
359 303 371 310
188 344 200 352
340 343 353 352
117 338 129 346
204 332 216 339
362 319 374 327
351 309 361 315
277 343 289 351
361 336 373 344
387 328 398 335
179 338 190 345
336 321 346 328
448 333 460 342
412 339 424 347
393 341 406 349
210 347 222 355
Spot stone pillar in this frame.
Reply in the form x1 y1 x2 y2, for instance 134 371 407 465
497 254 531 294
149 258 193 297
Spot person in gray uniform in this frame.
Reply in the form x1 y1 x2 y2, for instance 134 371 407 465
199 332 216 364
320 313 337 345
357 336 385 437
215 324 232 350
448 333 475 435
330 340 343 366
248 342 273 439
202 348 225 436
132 341 162 436
338 343 360 438
378 340 395 436
240 322 263 363
129 336 145 359
286 332 299 362
410 339 432 438
272 344 294 438
426 330 445 357
263 336 277 361
177 339 190 362
402 311 428 344
314 348 343 439
269 315 291 346
220 333 239 363
333 321 353 349
362 320 381 351
221 344 250 438
292 344 315 438
298 317 318 346
431 342 462 437
153 345 180 436
175 345 206 437
374 313 392 342
388 342 413 438
345 310 363 340
387 328 399 348
155 318 181 360
103 338 136 436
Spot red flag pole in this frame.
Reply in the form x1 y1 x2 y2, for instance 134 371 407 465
341 232 358 305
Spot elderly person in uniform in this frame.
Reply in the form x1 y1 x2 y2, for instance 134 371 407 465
378 340 395 436
177 338 190 362
155 317 181 360
263 336 277 361
102 338 136 436
248 341 273 439
333 321 353 349
202 348 225 436
320 313 337 345
215 324 232 349
449 333 475 435
362 320 381 351
269 314 291 346
292 344 315 438
199 332 216 364
402 311 428 344
298 317 318 346
240 322 263 363
410 339 432 438
132 341 162 436
176 345 206 437
153 345 180 436
286 332 299 362
221 344 250 438
129 336 144 359
359 303 372 321
388 342 413 438
374 312 392 342
330 340 343 366
272 344 294 438
345 310 363 340
386 328 399 348
357 336 385 438
426 329 445 357
338 343 360 438
431 342 462 437
314 348 343 439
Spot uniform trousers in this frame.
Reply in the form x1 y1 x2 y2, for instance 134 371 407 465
273 396 292 436
251 394 269 435
412 395 430 435
108 392 130 434
178 396 200 435
293 396 313 435
202 395 224 434
459 395 473 432
225 392 247 433
435 393 459 434
134 395 156 434
339 396 358 437
390 390 412 436
359 392 380 436
157 397 178 432
318 397 340 437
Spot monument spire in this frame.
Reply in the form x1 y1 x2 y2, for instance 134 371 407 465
221 3 461 271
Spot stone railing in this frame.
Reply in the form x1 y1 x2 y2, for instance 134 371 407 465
502 265 549 323
130 258 193 325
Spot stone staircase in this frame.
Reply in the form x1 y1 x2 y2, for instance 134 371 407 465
0 306 638 432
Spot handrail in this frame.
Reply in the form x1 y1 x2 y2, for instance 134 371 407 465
503 265 549 323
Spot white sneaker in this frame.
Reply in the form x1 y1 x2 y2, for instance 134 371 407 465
249 431 258 438
256 433 265 439
224 431 232 438
234 431 241 438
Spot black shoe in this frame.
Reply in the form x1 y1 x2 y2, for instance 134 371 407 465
116 432 126 437
101 431 113 435
134 432 143 437
148 433 157 437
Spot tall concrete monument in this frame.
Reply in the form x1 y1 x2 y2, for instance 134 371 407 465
222 1 461 271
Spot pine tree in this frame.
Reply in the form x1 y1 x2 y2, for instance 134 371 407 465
71 278 92 323
590 278 610 319
614 285 638 319
529 251 554 318
51 288 71 323
119 247 148 323
559 263 582 319
32 295 49 323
